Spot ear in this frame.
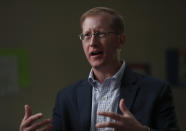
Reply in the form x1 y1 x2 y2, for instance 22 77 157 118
118 34 126 48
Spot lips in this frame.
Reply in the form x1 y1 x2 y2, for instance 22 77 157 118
90 51 103 57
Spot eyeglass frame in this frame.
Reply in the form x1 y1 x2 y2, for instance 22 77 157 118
79 31 117 41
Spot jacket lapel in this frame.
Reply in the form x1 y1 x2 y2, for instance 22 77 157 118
76 67 140 130
77 79 92 131
118 66 140 114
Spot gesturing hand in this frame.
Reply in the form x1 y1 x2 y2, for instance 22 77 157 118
96 99 148 131
19 105 52 131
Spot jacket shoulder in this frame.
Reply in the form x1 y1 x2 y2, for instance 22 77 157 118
131 69 168 87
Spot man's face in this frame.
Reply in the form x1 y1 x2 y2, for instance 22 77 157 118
81 14 125 70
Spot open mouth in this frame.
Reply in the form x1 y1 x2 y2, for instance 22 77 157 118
91 51 103 56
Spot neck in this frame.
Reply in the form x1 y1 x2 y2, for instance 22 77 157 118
92 61 122 83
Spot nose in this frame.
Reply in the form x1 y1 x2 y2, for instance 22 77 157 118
89 34 97 46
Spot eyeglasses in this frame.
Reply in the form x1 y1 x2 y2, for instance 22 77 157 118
79 31 116 41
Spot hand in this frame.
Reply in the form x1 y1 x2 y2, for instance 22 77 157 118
19 105 53 131
96 99 148 131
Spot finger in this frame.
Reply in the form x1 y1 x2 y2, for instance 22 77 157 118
23 113 43 127
96 121 119 129
37 123 53 131
23 105 32 120
28 119 52 131
119 99 129 115
98 112 122 121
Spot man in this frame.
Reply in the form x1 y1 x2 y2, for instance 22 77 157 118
19 7 179 131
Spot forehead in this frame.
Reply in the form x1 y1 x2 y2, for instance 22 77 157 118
81 14 113 32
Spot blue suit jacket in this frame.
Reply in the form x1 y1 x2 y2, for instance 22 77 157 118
51 67 179 131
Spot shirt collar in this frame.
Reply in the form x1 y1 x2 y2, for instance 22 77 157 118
88 60 126 86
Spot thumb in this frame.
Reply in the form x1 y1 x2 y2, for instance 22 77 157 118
119 99 129 115
23 105 32 120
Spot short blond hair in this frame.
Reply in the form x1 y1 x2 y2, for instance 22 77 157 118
80 7 125 34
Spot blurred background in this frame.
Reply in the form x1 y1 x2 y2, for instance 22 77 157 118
0 0 185 130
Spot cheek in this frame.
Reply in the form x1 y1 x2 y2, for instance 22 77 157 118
82 44 89 56
104 45 118 58
104 41 117 53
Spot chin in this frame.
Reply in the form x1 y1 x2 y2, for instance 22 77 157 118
89 60 105 69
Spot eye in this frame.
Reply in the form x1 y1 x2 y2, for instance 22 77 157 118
84 33 91 37
95 32 106 38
